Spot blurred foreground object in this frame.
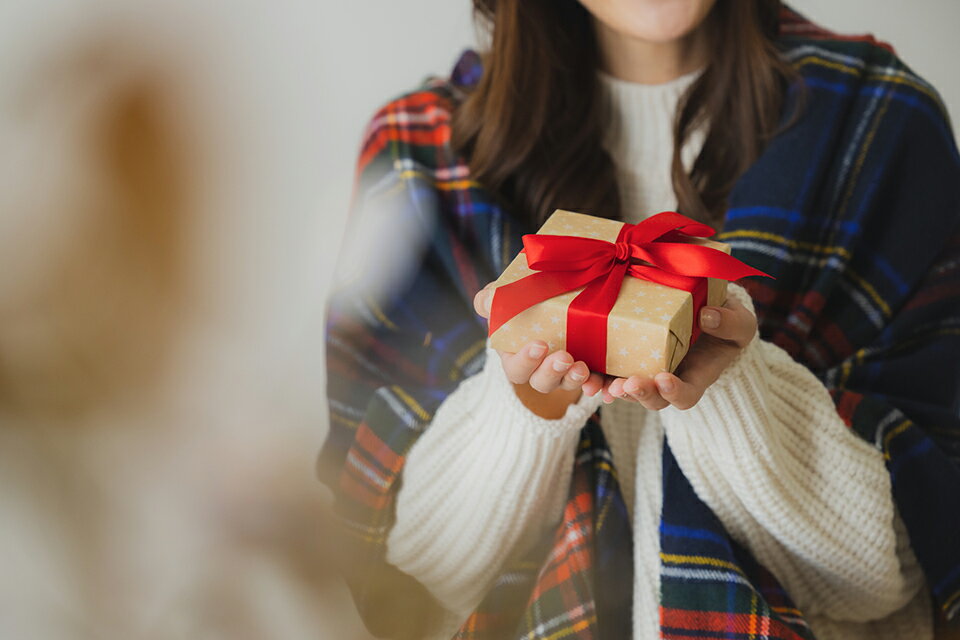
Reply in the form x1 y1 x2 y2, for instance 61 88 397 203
0 43 184 415
0 11 368 640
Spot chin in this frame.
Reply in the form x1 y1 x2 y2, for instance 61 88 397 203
582 0 717 44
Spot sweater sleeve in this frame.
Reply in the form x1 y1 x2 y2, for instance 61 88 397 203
659 284 926 622
386 346 602 618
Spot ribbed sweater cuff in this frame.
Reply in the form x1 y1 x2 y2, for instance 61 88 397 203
482 346 604 436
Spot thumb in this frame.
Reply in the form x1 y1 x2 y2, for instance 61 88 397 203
473 283 496 319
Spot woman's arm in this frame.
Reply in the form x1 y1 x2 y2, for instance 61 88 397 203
383 284 601 618
322 89 602 637
386 345 600 618
658 284 924 622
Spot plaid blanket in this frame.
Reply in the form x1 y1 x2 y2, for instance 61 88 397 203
320 6 960 638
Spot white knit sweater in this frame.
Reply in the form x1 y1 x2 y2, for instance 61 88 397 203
385 69 933 639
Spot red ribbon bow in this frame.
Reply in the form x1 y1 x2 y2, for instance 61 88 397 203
488 211 771 374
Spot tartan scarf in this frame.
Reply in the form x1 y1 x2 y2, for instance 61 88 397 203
320 6 960 638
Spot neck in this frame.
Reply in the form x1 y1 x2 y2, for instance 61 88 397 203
593 19 711 84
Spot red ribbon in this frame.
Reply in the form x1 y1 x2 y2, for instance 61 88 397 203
488 211 771 373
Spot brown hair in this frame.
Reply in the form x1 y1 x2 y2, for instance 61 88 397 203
451 0 801 230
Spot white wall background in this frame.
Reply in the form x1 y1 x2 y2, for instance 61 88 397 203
0 1 956 638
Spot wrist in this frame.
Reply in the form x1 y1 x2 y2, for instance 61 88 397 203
511 382 584 420
480 346 601 433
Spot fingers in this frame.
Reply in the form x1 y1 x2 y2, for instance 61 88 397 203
604 377 626 404
588 371 707 411
559 361 591 391
581 372 606 398
653 372 704 411
499 341 589 394
499 341 547 384
527 350 572 393
473 283 496 319
601 383 618 404
624 376 671 410
600 373 704 411
698 297 756 348
609 375 670 410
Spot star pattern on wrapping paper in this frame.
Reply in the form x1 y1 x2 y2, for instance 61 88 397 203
507 211 696 368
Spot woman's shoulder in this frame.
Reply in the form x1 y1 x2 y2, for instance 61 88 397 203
356 50 481 177
776 6 948 115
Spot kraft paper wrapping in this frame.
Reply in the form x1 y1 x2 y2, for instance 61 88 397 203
488 209 729 378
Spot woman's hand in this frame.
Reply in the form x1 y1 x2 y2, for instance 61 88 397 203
474 284 604 418
590 293 757 410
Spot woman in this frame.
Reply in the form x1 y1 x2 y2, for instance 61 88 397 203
321 2 960 638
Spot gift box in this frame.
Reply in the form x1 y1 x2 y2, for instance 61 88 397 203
487 209 768 378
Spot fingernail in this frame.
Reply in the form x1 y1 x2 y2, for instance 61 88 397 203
657 376 674 393
552 359 572 372
700 308 720 329
528 344 545 359
569 370 586 381
623 381 637 394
